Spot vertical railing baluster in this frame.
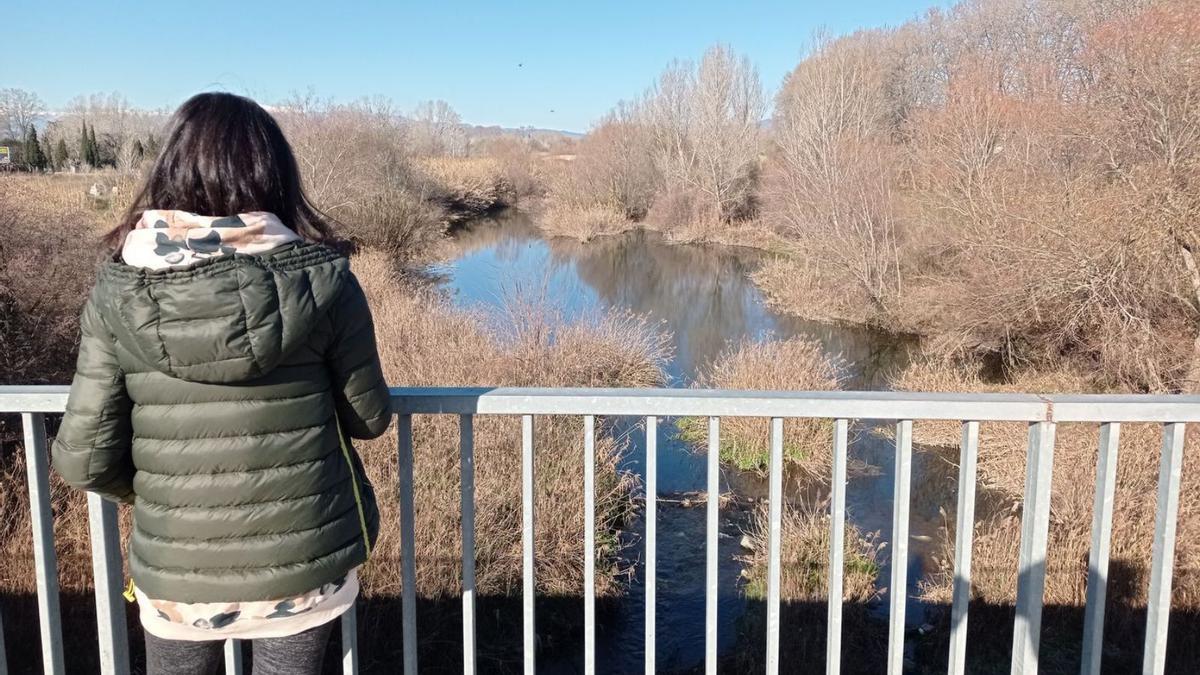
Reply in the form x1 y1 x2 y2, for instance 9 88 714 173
341 601 358 674
22 413 64 675
645 416 657 675
223 640 243 674
460 415 477 675
766 418 785 675
705 416 720 675
1011 420 1056 675
398 414 418 675
1080 422 1120 675
522 415 536 675
887 420 914 675
948 421 980 675
87 493 129 675
1143 422 1185 675
0 600 7 675
583 415 596 675
827 418 849 675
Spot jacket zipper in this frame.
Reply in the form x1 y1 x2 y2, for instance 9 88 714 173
335 415 373 558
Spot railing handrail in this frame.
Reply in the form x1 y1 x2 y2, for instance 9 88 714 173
2 384 1193 675
5 384 1200 421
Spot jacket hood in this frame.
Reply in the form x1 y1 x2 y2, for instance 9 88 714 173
95 242 349 384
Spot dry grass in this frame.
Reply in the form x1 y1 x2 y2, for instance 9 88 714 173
677 337 842 476
638 189 776 248
890 359 1101 498
733 500 885 671
535 201 634 242
751 254 880 327
672 217 786 251
0 173 179 654
889 359 1200 614
640 188 725 244
0 172 138 217
741 501 881 604
0 175 132 386
417 157 513 218
679 336 886 669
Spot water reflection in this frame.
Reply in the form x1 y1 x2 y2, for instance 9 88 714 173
435 213 922 672
437 215 910 389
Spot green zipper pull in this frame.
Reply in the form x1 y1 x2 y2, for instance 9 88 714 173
122 579 136 603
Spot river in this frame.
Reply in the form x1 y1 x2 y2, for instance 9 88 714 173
433 213 944 672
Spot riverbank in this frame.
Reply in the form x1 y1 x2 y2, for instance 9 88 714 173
529 0 1200 399
526 202 912 338
435 215 914 671
448 213 1200 672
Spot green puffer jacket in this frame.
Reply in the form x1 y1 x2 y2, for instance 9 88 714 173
51 242 390 603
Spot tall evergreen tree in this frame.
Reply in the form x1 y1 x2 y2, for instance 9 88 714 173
80 121 91 167
54 138 69 169
24 124 46 171
88 124 100 167
41 136 54 171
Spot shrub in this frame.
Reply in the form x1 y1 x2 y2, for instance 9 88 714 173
641 187 725 243
478 136 546 203
756 3 1200 393
276 98 450 260
677 337 842 476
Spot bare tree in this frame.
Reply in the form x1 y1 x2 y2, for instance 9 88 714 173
767 31 902 311
0 88 45 141
275 94 411 214
115 137 144 174
1086 3 1200 389
408 100 467 157
643 45 765 222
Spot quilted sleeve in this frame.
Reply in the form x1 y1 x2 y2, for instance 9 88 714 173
51 293 135 503
328 272 393 439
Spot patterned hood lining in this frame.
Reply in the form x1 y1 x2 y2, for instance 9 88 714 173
122 210 302 270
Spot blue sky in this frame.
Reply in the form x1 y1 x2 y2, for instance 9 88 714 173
4 0 947 132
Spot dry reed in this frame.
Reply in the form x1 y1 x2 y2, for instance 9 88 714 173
890 359 1199 616
677 337 842 476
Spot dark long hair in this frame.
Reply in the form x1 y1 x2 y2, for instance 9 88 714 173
104 92 339 252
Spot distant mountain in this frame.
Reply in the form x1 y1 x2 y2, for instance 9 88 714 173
465 124 584 140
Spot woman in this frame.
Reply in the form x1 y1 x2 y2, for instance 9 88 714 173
51 92 391 675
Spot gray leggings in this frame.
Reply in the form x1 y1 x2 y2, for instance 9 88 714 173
144 619 334 675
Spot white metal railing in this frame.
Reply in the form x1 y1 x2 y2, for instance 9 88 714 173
0 385 1195 675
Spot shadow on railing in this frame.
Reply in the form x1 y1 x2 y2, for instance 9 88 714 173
1 385 1197 674
3 590 1199 673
